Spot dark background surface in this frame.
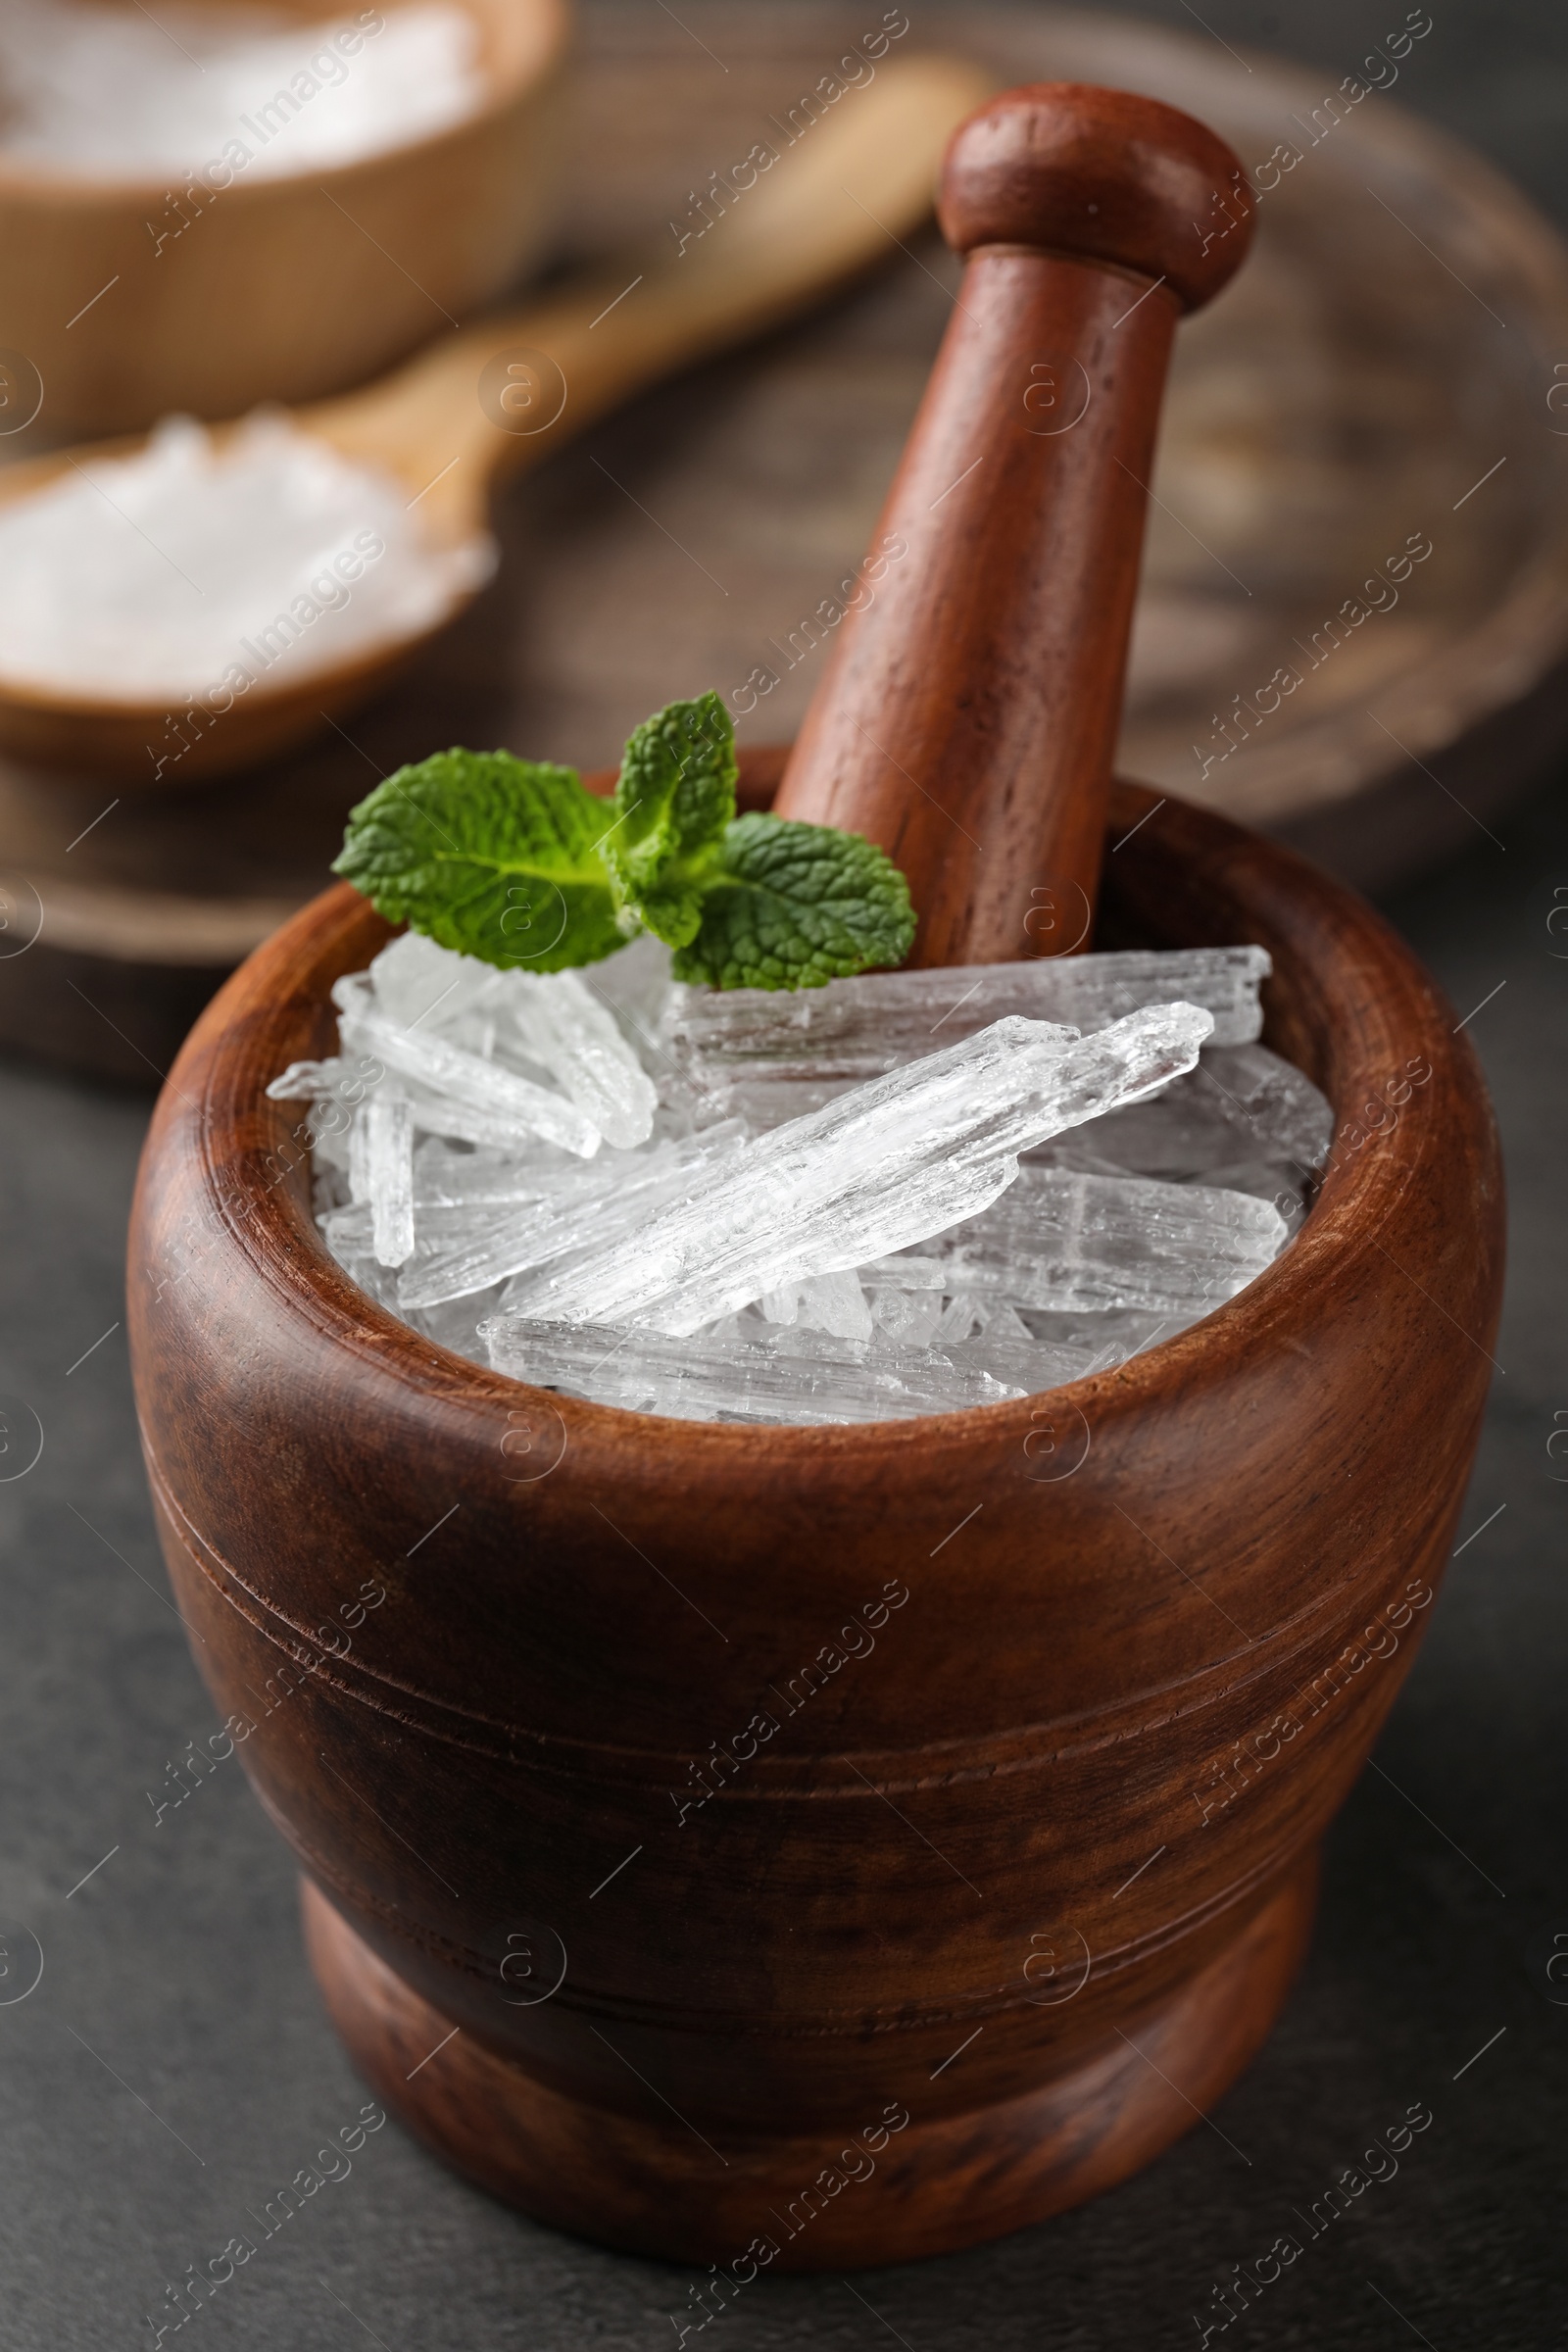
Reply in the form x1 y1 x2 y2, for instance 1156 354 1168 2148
1 3 1564 2347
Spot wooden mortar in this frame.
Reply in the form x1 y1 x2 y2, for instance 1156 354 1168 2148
126 86 1504 2267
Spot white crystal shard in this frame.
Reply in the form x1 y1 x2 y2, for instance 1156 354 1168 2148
347 1099 372 1204
405 1283 509 1362
946 1324 1119 1391
368 931 509 1031
1013 1302 1206 1355
324 1197 538 1260
935 1292 984 1345
481 1317 1031 1424
866 1281 947 1349
306 1105 354 1177
507 969 659 1149
760 1267 874 1342
493 1004 1211 1338
366 936 658 1147
808 1270 883 1345
333 976 602 1159
271 1046 595 1161
1057 1042 1331 1177
399 1123 749 1310
1200 1044 1333 1167
661 947 1268 1106
365 1090 416 1267
869 1169 1287 1315
399 1085 582 1155
268 1054 367 1104
1186 1155 1308 1230
677 1074 844 1131
564 932 674 1059
409 1139 584 1206
268 1054 382 1176
882 1302 1117 1391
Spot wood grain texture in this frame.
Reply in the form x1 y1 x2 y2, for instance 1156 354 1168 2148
773 85 1252 964
301 1855 1318 2266
126 760 1504 2262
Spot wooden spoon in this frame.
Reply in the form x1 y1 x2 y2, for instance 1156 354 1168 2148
773 81 1255 964
0 52 993 790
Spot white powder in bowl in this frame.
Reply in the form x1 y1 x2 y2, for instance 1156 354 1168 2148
0 1 486 182
0 412 495 705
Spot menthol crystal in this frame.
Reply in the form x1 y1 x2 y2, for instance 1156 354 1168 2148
506 968 659 1150
497 1003 1212 1337
365 935 657 1149
869 1168 1288 1315
400 1123 748 1310
481 1316 1032 1424
1055 1042 1332 1177
364 1089 416 1268
334 976 604 1159
368 931 511 1033
661 946 1269 1105
760 1267 875 1343
270 929 1317 1426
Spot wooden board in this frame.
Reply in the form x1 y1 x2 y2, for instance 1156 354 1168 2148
6 0 1568 1082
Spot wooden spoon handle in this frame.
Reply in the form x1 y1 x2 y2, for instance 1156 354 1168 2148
770 83 1254 967
302 54 995 541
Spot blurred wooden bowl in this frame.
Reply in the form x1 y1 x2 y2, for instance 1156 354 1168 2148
0 0 569 440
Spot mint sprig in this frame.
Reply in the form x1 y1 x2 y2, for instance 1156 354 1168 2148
332 696 916 990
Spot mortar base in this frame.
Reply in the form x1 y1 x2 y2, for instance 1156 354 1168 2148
301 1855 1315 2268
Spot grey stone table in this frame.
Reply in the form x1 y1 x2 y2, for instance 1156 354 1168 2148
1 1 1565 2345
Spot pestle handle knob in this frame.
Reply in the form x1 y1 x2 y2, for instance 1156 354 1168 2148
937 81 1252 308
771 83 1253 969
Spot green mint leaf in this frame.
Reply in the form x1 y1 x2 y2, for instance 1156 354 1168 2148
672 811 916 990
332 749 628 973
331 701 917 996
603 691 737 948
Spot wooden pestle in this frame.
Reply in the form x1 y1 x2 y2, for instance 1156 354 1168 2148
771 83 1254 966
